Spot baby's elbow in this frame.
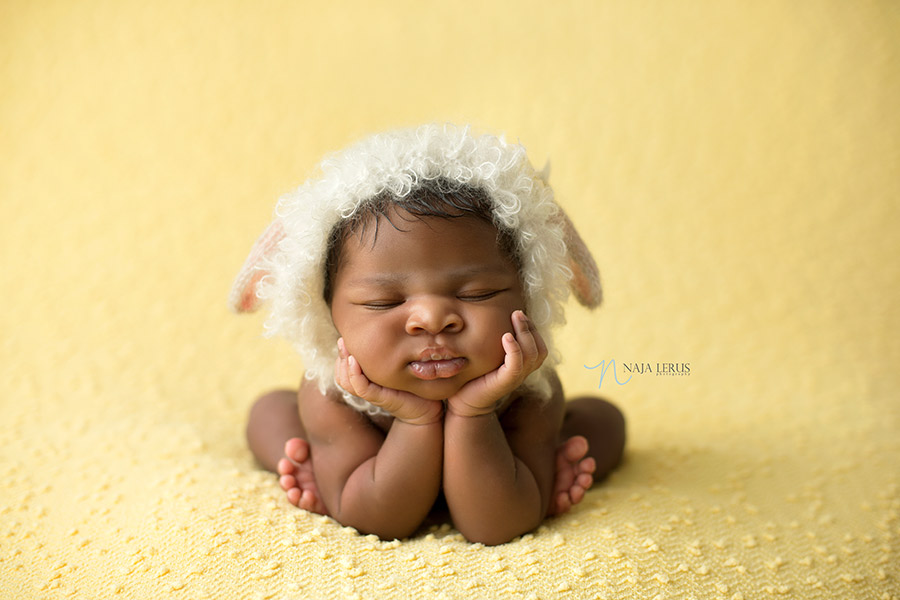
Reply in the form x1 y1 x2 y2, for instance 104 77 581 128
351 517 420 543
457 518 539 546
464 531 515 546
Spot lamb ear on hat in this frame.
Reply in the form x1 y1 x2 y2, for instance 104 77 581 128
228 218 286 313
538 161 602 308
556 206 602 308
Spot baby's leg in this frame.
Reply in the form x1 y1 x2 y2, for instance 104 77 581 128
246 390 327 514
548 397 626 516
247 389 305 471
278 439 327 514
562 397 626 480
548 436 595 516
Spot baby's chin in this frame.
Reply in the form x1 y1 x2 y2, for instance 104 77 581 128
402 380 468 402
364 360 501 401
379 372 484 402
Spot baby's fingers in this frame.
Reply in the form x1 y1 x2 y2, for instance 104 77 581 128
334 338 367 396
346 355 373 398
499 331 526 383
345 357 413 417
512 310 547 367
334 339 350 390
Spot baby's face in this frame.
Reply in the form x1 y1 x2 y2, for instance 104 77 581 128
330 209 526 401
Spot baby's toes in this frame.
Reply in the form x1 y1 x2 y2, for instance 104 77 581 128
297 490 320 513
279 474 298 492
576 472 594 491
555 492 572 515
277 457 295 476
559 435 589 463
284 437 309 463
579 456 597 476
571 485 587 505
285 487 302 506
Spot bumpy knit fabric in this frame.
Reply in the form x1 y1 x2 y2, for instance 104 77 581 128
2 2 898 599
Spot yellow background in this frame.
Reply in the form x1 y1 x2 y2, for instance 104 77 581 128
2 1 898 598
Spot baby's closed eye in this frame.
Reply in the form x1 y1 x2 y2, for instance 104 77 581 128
354 297 406 310
457 289 508 302
358 299 405 310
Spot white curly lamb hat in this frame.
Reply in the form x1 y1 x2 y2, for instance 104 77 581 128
229 124 601 414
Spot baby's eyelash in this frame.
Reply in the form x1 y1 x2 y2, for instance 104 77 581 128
458 289 506 301
356 289 507 308
360 300 403 310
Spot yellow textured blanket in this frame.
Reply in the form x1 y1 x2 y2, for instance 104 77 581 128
2 2 898 598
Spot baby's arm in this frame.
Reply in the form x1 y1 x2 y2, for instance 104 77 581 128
445 393 563 545
442 311 560 545
298 381 443 540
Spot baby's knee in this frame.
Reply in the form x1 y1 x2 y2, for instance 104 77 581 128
564 396 626 471
597 398 626 434
568 396 625 429
594 398 626 450
246 389 302 472
250 389 297 413
247 389 299 434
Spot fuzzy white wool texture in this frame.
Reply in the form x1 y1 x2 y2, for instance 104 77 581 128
257 125 571 412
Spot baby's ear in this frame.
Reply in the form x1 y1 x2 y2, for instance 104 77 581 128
228 219 286 313
557 208 602 308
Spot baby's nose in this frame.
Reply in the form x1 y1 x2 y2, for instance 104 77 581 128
405 298 463 335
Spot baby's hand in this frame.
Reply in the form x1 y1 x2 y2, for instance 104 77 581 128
335 338 444 426
447 310 548 418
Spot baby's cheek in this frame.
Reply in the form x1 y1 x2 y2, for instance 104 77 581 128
345 334 376 365
347 329 398 381
479 324 512 370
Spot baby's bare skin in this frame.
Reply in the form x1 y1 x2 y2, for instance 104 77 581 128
250 367 625 540
246 210 626 543
278 438 326 514
277 432 597 517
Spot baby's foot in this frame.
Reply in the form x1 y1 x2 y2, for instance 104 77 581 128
277 438 328 515
547 435 596 516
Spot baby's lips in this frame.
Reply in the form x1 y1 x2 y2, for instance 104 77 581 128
408 357 467 380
